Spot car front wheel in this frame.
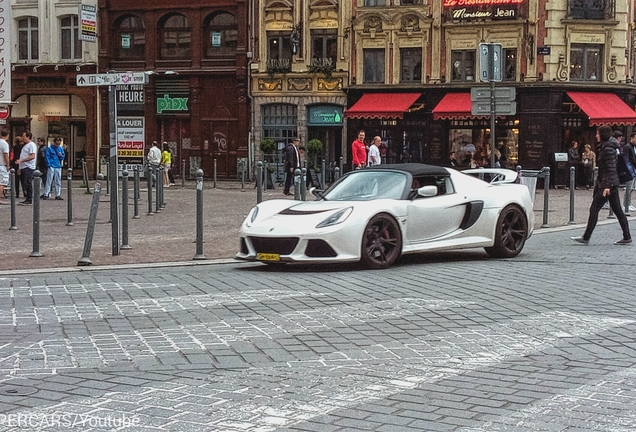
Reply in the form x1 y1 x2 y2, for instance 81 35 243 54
361 214 402 269
485 205 528 258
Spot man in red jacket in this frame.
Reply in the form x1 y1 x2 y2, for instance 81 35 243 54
351 130 367 170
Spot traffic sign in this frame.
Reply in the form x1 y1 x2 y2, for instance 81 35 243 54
76 72 147 87
0 105 11 120
479 43 503 82
470 87 516 101
471 100 516 116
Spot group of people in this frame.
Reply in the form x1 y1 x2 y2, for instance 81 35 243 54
0 130 65 206
147 140 175 187
567 139 597 189
351 130 383 170
282 137 315 196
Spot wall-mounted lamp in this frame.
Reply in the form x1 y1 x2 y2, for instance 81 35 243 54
11 65 15 71
54 65 59 71
33 65 40 72
164 70 179 75
76 65 81 72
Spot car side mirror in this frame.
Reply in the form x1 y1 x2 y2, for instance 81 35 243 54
417 185 438 197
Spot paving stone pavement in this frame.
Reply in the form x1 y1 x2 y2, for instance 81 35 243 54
0 220 636 431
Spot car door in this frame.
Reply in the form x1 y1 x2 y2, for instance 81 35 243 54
405 176 468 244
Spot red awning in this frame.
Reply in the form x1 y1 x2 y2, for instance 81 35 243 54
344 93 421 119
567 92 636 126
432 93 473 120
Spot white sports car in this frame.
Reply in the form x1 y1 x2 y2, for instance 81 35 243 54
237 164 534 268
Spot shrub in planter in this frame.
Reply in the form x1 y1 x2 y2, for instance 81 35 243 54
307 139 323 168
260 138 276 155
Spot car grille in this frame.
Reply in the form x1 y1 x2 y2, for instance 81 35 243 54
249 236 299 255
305 240 337 258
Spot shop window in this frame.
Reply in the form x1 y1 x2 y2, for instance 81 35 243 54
310 31 337 72
364 0 386 5
570 44 602 81
262 104 298 153
205 12 237 57
61 15 81 60
504 49 516 81
567 0 614 19
18 17 38 61
267 33 292 73
115 15 145 60
161 14 191 59
400 0 424 3
449 125 518 168
363 48 385 83
400 48 422 83
451 50 475 82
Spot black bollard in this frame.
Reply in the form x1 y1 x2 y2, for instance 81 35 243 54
82 159 90 194
9 168 17 230
121 170 131 250
155 166 161 213
241 160 245 190
294 168 301 200
541 167 550 228
181 159 186 188
159 170 165 209
301 167 307 201
256 161 263 204
105 161 110 196
193 169 206 260
146 165 153 216
213 159 217 189
339 156 343 176
321 159 326 190
133 166 140 219
30 170 43 257
569 166 575 224
78 174 103 266
66 168 73 226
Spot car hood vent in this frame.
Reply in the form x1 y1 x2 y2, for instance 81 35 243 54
278 208 335 215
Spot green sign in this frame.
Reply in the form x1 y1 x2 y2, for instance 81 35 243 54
156 94 189 114
308 106 343 126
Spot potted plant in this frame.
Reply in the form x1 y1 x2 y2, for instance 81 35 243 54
260 138 276 155
307 139 323 168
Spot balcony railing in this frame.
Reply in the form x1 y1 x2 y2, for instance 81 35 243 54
266 58 291 74
567 0 614 20
308 57 335 75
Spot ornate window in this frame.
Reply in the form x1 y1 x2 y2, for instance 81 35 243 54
310 30 337 72
363 49 385 83
262 104 298 148
567 0 614 19
61 15 81 60
570 44 602 81
451 50 475 82
267 33 292 73
161 14 191 59
18 17 38 61
400 48 422 83
205 12 237 57
115 15 145 59
364 0 386 5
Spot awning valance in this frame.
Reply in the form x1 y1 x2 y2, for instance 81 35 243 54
567 92 636 126
344 93 421 119
432 93 473 120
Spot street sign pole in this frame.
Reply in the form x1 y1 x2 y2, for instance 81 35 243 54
109 82 119 256
490 49 497 168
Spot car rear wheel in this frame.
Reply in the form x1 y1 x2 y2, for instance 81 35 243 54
485 205 528 258
361 214 402 269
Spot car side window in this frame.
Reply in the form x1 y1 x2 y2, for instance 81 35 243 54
411 176 454 199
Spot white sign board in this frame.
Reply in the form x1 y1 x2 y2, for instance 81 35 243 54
0 1 11 104
77 72 147 86
79 4 97 42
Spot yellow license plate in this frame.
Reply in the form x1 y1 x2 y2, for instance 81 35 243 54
257 253 280 261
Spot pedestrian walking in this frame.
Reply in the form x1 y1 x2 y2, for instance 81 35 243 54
161 142 172 187
9 136 23 198
15 131 37 205
147 140 161 186
0 129 8 205
368 136 382 166
283 137 300 196
36 137 48 193
571 125 632 245
42 137 65 200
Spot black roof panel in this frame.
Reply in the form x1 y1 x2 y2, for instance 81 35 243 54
366 163 450 177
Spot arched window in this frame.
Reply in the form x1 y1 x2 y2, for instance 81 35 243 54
115 15 145 59
161 14 191 59
205 12 237 57
61 15 81 60
18 17 38 61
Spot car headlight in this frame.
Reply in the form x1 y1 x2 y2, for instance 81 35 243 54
247 206 259 224
316 207 353 228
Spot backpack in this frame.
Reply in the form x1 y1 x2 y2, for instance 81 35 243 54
617 146 636 183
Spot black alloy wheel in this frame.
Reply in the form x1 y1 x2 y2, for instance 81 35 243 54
361 213 402 269
485 205 528 258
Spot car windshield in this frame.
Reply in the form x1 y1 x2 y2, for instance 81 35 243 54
322 171 408 201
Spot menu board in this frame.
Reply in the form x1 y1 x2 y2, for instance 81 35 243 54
520 118 546 169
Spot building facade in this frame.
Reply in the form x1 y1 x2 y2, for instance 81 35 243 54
10 0 99 177
251 0 352 177
98 0 249 178
344 0 636 183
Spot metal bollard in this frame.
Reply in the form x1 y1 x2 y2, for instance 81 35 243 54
624 180 633 215
159 170 165 209
155 167 161 213
301 167 307 201
181 159 186 188
256 161 263 203
133 166 140 219
541 167 550 228
241 160 245 190
339 156 343 176
294 168 301 200
66 168 73 226
193 169 206 260
321 159 326 189
9 168 17 230
334 167 340 181
121 170 131 250
213 159 217 189
146 165 153 216
569 166 575 224
78 174 103 266
82 159 90 194
105 161 110 195
30 171 43 257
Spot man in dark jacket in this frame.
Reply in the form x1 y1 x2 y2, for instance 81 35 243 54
283 137 299 196
571 124 632 245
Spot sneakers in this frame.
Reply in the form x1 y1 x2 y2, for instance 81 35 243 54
614 238 633 245
41 195 49 200
55 196 63 201
19 200 32 205
570 236 589 244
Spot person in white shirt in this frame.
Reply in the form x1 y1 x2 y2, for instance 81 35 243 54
147 141 162 186
368 136 382 166
15 131 37 205
0 129 9 205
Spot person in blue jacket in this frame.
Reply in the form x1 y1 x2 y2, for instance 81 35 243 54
42 137 65 200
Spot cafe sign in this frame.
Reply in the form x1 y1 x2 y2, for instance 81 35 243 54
156 93 189 114
444 0 524 20
308 106 344 126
